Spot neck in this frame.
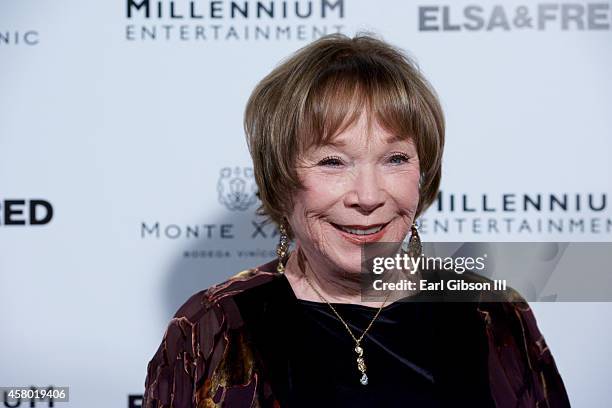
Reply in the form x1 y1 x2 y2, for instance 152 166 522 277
283 245 416 308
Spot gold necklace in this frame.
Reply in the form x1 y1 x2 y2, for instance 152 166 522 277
302 273 391 386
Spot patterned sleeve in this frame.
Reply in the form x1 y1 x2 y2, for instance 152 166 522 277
143 290 225 408
512 302 571 407
479 286 571 408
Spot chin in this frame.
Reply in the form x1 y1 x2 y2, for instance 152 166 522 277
326 235 373 273
328 254 363 275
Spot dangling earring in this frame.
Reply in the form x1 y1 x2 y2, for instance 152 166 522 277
406 222 422 258
276 220 289 274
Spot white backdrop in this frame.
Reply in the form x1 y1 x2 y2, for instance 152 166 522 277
1 0 611 406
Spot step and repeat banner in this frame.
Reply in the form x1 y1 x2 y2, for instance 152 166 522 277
1 0 611 406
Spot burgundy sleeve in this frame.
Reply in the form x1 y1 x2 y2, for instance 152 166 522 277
514 303 571 407
143 290 222 408
143 316 198 408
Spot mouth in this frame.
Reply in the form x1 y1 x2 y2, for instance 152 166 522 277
330 221 391 243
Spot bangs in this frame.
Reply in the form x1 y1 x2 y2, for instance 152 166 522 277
297 57 420 153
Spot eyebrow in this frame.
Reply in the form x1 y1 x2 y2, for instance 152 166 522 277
326 139 347 147
385 134 404 144
326 134 404 147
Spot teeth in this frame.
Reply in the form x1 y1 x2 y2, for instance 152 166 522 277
337 224 384 235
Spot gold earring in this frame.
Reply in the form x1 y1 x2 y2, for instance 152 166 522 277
276 220 289 274
407 222 422 258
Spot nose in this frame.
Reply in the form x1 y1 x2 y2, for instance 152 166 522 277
345 165 385 214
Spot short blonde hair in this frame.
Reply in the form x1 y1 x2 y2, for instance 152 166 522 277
244 33 445 240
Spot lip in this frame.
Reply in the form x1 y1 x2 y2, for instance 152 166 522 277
334 223 387 230
330 221 391 244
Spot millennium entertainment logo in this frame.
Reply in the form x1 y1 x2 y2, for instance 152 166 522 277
125 0 346 42
420 191 611 237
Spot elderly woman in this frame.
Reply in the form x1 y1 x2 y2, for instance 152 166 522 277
143 34 570 407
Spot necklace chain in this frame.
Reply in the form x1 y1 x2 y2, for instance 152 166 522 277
302 271 391 385
302 273 390 343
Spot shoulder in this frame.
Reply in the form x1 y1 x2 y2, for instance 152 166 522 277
454 274 571 406
143 265 281 407
157 266 283 349
173 266 280 322
435 269 538 351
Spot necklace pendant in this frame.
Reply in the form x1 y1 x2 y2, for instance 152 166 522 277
360 373 369 385
354 344 368 385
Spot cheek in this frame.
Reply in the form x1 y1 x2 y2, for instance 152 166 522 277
297 172 348 210
289 174 344 238
388 170 421 210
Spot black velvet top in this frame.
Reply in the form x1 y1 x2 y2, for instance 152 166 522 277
252 274 496 408
144 263 571 408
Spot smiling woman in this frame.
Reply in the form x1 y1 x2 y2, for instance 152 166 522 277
244 34 444 244
143 33 570 407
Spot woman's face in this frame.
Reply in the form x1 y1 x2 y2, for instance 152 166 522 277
288 111 421 275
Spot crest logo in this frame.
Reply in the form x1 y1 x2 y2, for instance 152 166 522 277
217 167 258 211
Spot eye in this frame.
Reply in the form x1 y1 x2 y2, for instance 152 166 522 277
318 155 344 167
388 153 410 165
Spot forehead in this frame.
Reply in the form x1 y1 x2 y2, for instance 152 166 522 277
323 112 409 149
297 73 418 153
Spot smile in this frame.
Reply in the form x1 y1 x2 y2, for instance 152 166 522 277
330 221 391 243
332 223 385 235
